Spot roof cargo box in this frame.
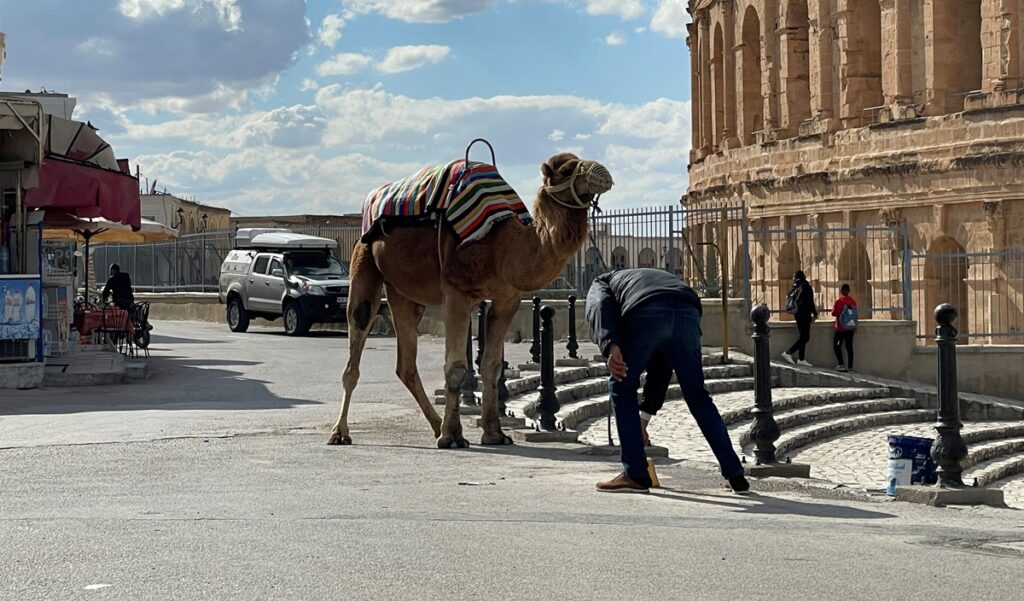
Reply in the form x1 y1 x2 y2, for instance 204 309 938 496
235 228 338 250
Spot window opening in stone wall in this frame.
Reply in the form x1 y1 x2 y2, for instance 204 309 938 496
741 6 763 145
638 248 656 269
948 0 983 106
713 23 726 148
780 0 812 134
924 236 969 344
844 0 883 126
611 246 628 270
837 239 873 319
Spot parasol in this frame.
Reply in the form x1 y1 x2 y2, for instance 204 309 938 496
42 217 178 304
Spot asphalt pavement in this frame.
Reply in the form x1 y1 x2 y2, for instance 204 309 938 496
1 321 1022 600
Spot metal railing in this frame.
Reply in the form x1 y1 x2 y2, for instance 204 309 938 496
909 250 1024 344
747 224 908 321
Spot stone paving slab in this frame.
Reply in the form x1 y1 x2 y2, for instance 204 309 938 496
787 421 1024 505
993 472 1024 509
577 387 881 466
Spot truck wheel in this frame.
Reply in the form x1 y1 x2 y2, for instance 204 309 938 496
228 297 250 333
283 303 311 336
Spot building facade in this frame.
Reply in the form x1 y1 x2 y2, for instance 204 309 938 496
686 0 1024 342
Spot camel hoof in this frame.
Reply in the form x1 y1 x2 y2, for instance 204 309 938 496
437 435 471 449
480 432 514 446
327 433 352 446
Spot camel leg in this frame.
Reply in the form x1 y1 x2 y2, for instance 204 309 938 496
437 296 475 449
479 295 519 445
328 244 383 446
384 284 442 438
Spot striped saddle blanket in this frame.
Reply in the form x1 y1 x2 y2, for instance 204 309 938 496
360 160 533 246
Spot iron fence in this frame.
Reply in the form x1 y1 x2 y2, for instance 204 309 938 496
569 203 748 299
79 212 1024 346
747 224 908 321
909 249 1024 344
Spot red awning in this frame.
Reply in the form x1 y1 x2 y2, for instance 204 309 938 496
24 156 141 229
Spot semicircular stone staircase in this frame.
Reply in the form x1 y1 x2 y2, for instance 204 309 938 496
441 348 1024 507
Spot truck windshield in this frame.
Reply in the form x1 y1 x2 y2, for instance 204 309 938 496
285 254 348 278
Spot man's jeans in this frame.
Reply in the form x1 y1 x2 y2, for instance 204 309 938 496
609 298 744 482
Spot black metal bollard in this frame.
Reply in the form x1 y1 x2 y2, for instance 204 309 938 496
536 306 560 431
566 295 579 359
475 301 488 369
461 325 478 406
748 304 781 465
932 304 968 488
529 296 541 364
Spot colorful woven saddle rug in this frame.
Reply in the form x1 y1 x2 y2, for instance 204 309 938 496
360 160 533 246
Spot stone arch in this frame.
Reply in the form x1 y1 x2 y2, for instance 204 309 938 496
924 236 969 343
638 248 657 269
842 0 883 127
777 240 801 320
611 246 628 270
764 0 781 131
779 0 811 134
666 248 684 279
740 5 763 145
945 0 983 108
585 246 602 281
837 238 873 319
713 22 726 147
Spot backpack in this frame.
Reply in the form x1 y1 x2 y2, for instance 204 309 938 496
840 303 858 330
785 286 800 315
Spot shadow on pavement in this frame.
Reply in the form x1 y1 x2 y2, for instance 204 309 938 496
2 354 320 416
150 334 227 345
648 488 895 520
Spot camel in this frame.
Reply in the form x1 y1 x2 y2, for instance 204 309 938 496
327 152 614 448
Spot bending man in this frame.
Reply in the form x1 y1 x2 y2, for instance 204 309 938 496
586 268 749 495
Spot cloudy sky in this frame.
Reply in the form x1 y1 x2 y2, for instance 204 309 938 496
0 0 692 217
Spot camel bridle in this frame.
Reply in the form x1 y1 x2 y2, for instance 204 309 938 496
544 160 615 210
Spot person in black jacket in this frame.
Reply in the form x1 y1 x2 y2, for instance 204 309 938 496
101 263 135 310
782 270 818 367
586 268 748 495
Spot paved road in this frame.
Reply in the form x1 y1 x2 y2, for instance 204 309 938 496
2 321 1022 600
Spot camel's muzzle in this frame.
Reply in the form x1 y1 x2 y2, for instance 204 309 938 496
545 160 614 209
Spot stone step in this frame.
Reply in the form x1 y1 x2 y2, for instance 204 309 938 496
736 398 920 448
770 410 935 458
124 361 149 381
963 437 1024 471
964 451 1024 488
719 387 894 426
963 424 1024 446
502 375 768 424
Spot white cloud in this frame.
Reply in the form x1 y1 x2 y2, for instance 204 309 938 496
317 13 345 48
118 0 243 31
604 32 627 46
110 85 691 215
377 45 451 74
77 37 118 57
300 78 320 92
651 0 688 38
341 0 496 23
316 52 373 77
634 26 647 34
584 0 644 20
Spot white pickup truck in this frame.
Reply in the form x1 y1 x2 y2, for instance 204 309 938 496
218 229 350 336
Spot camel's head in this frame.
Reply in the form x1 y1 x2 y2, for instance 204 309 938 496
540 153 614 211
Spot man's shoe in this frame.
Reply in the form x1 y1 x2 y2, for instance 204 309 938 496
781 352 795 365
835 365 848 372
727 475 751 495
596 473 651 494
797 359 813 367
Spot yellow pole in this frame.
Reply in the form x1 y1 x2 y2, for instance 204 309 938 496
720 207 729 364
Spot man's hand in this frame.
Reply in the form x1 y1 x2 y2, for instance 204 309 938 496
607 344 628 382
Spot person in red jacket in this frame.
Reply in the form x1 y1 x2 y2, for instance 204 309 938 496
831 283 857 371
